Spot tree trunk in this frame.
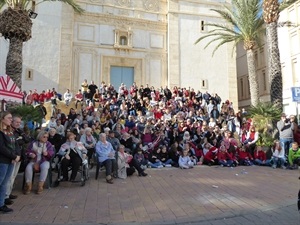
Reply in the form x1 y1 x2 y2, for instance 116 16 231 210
6 37 23 89
266 22 283 111
246 49 260 107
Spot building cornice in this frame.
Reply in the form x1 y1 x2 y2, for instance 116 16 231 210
75 12 167 31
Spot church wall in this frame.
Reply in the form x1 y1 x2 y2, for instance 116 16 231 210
169 0 237 108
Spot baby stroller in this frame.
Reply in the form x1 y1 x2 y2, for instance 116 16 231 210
54 148 90 187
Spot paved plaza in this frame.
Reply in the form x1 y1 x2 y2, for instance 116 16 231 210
0 166 299 225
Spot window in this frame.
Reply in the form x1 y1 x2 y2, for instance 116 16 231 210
120 36 127 45
114 29 132 50
201 79 208 89
262 70 267 91
247 76 250 96
200 20 207 32
240 78 244 98
25 69 33 80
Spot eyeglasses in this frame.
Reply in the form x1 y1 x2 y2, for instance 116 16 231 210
43 136 49 139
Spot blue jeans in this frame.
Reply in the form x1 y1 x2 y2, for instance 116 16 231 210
162 159 173 165
254 159 271 166
280 138 293 156
272 157 285 168
148 161 162 168
0 163 14 207
219 160 233 167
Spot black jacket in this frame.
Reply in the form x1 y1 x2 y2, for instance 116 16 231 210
0 131 18 164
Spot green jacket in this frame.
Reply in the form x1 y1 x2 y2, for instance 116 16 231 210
288 147 300 165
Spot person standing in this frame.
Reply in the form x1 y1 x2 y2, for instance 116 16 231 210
81 79 89 100
277 113 294 157
0 111 21 213
5 116 30 205
88 80 98 98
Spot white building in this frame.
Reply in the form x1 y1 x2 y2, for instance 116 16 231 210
0 0 238 108
236 0 300 118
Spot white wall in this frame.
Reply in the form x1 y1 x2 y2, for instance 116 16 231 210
0 3 64 92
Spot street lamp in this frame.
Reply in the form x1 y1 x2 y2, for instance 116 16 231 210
28 9 38 19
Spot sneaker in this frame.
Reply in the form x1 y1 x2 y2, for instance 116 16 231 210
281 166 286 169
157 165 164 169
4 199 13 205
0 205 13 213
106 178 114 184
139 172 148 177
9 194 18 199
272 165 276 169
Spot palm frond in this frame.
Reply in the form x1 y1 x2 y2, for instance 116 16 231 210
0 0 6 9
40 0 84 14
195 0 264 54
9 105 44 124
279 0 298 12
247 102 282 121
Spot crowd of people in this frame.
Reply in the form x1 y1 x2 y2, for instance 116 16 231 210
1 80 300 214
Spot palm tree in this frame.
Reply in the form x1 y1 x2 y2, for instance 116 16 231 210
0 0 84 89
195 0 264 107
263 0 298 111
247 101 281 146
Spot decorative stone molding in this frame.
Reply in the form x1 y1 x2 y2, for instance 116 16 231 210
143 0 159 12
115 0 131 7
75 13 167 31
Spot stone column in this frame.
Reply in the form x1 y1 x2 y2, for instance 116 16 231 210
167 0 180 88
58 5 74 94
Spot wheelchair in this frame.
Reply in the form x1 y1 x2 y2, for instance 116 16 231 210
54 156 89 187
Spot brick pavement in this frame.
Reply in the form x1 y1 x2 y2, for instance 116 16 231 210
0 165 299 225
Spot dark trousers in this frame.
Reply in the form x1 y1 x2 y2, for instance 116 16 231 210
86 148 95 165
128 158 144 175
61 151 81 180
102 159 116 177
75 100 83 109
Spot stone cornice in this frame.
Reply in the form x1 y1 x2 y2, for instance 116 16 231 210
73 43 167 54
75 12 167 31
177 0 230 7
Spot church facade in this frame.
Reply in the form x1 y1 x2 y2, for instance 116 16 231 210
0 0 237 107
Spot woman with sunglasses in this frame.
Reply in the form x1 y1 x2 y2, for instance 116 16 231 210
0 111 21 213
24 130 54 195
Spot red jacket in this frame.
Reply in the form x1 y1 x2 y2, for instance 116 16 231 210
45 92 53 101
218 151 232 161
204 150 217 161
39 93 46 102
238 150 253 160
253 150 266 161
32 93 39 101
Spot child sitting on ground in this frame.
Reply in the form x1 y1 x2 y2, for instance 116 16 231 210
178 149 194 169
253 146 270 166
218 145 234 167
159 145 173 166
134 147 148 170
288 142 300 170
270 140 286 169
237 145 254 166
